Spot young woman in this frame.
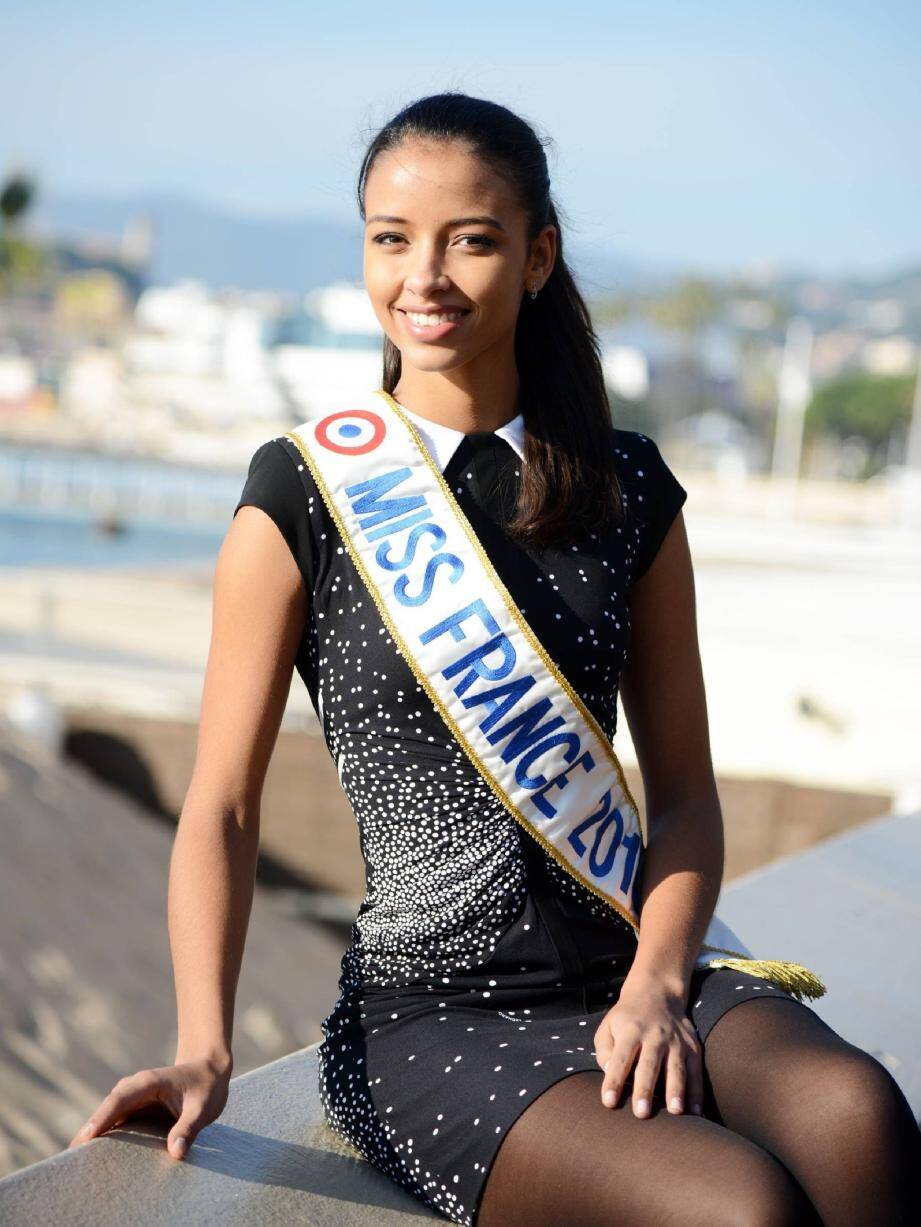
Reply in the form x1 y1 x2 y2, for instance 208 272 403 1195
70 92 920 1225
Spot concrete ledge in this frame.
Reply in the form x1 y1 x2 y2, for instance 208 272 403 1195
2 808 919 1222
0 1046 439 1225
715 806 921 1122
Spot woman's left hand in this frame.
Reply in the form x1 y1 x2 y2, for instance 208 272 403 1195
593 969 704 1119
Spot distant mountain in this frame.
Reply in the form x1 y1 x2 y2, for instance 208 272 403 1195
30 190 364 296
28 189 669 298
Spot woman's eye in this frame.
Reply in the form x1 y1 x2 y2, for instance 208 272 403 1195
370 233 495 248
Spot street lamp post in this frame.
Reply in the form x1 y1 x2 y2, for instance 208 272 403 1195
770 315 814 516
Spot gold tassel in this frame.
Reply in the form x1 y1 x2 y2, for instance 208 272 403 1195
702 955 827 1002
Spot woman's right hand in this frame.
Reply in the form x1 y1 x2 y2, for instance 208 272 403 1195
66 1055 233 1159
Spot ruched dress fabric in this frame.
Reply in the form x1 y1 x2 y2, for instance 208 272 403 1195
233 414 809 1226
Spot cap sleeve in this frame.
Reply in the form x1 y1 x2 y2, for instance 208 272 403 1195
233 438 317 596
624 433 688 583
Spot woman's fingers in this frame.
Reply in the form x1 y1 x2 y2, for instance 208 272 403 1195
664 1042 688 1114
66 1059 230 1159
593 1021 614 1073
630 1041 665 1118
595 997 707 1120
166 1094 208 1160
68 1069 160 1147
683 1024 705 1116
600 1030 640 1109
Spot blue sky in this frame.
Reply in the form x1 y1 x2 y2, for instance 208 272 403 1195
3 1 919 277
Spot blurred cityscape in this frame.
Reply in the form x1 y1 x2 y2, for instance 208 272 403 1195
2 169 920 494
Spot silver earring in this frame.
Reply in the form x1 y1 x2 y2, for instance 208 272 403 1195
530 287 539 300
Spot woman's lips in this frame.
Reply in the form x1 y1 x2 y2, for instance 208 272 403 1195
398 308 471 341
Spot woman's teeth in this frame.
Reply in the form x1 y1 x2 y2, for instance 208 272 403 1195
406 310 467 327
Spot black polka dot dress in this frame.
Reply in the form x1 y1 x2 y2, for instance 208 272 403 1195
233 397 809 1225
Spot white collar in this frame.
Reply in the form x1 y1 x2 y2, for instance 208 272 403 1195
393 398 526 473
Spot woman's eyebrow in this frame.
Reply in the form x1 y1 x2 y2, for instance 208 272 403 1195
365 213 506 231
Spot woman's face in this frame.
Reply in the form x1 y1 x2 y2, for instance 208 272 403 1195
363 138 555 377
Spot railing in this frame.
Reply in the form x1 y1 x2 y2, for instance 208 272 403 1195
0 445 244 528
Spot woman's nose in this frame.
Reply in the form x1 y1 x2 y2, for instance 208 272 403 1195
403 249 451 296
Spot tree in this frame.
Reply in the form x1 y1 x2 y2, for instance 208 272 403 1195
805 370 915 475
0 170 50 294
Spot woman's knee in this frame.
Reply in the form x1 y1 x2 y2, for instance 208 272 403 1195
725 1160 819 1227
700 1137 819 1227
815 1046 916 1140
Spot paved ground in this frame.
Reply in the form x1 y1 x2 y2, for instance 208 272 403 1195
0 728 347 1179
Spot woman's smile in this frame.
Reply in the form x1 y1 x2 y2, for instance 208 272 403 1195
397 306 472 341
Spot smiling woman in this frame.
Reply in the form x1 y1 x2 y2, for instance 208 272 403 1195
71 90 921 1227
301 92 916 1226
356 98 631 553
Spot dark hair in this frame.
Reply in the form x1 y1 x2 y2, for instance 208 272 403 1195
356 91 626 550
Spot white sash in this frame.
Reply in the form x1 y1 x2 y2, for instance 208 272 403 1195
284 389 826 1001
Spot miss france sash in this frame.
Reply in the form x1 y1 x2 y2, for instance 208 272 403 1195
284 389 826 1002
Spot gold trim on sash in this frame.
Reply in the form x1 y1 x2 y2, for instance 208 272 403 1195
284 391 827 1003
285 400 642 935
376 389 644 840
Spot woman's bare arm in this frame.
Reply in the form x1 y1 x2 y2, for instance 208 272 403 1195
170 504 309 1070
618 509 724 998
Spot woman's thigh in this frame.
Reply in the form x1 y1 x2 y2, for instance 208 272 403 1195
475 1069 818 1227
699 994 921 1223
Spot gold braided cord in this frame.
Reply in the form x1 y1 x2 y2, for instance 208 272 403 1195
700 955 827 1002
283 423 642 934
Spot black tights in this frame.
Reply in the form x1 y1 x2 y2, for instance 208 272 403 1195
476 998 921 1226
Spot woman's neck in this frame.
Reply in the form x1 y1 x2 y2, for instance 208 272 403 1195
391 369 521 434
